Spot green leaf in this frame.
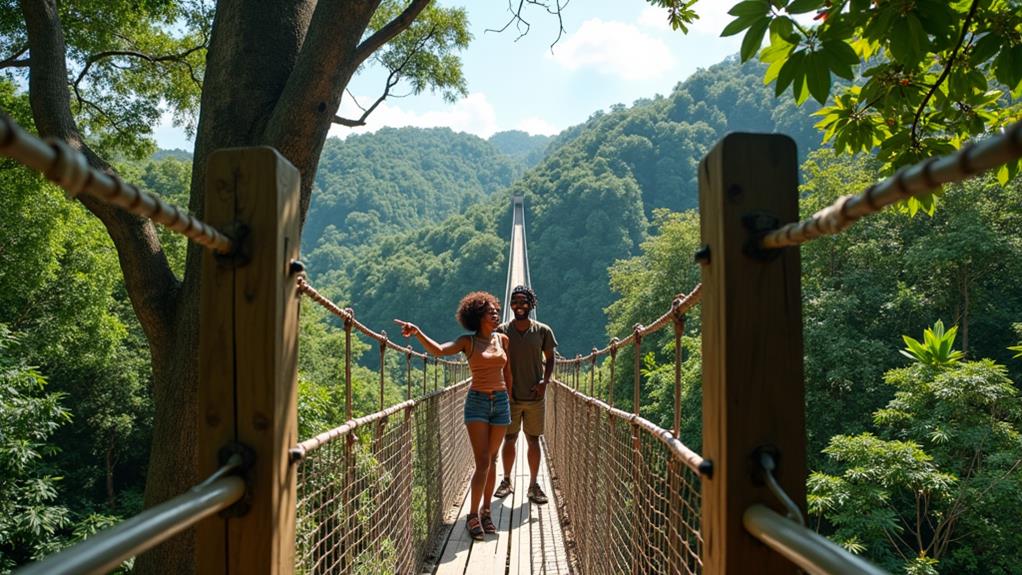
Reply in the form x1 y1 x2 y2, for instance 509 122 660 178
807 51 832 104
769 16 797 43
994 44 1016 87
786 0 825 14
721 14 760 37
764 39 793 83
970 33 1002 65
823 40 859 66
793 69 811 105
888 17 913 64
741 18 771 62
1009 344 1022 359
729 0 771 17
775 51 802 95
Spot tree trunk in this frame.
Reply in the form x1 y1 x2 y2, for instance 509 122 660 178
106 443 115 508
961 263 970 354
134 303 199 574
20 0 429 571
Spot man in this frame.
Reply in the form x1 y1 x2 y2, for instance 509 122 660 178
494 285 558 504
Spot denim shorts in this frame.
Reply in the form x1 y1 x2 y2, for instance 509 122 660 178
463 389 512 426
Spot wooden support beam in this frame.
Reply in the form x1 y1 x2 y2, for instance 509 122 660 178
198 147 301 574
698 133 806 573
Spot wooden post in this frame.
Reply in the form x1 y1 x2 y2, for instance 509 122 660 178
198 147 301 574
698 133 805 573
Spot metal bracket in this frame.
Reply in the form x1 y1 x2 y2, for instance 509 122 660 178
742 212 782 261
214 221 251 268
750 445 805 526
217 442 256 518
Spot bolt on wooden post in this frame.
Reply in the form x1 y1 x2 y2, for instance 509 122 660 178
198 147 301 574
698 133 806 573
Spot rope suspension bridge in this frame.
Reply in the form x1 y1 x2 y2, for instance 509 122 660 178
3 112 1021 574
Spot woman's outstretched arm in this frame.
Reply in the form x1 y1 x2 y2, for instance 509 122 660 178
394 319 468 357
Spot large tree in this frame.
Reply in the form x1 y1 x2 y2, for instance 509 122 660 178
3 0 472 570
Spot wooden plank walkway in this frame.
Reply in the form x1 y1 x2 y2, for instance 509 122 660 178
425 434 571 574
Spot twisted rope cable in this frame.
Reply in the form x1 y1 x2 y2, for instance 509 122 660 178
559 283 702 365
763 120 1022 249
295 277 464 366
0 114 233 254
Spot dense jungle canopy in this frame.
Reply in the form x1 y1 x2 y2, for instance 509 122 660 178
2 0 1022 573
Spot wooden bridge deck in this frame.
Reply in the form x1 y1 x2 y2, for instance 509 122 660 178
425 434 571 574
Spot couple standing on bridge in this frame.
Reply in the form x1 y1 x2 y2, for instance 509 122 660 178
394 285 558 541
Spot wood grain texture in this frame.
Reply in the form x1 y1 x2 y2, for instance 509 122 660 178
197 147 301 574
698 133 806 574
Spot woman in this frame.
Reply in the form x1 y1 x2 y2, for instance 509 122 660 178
394 291 511 540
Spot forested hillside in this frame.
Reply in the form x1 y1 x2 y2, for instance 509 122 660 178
5 51 1022 574
324 58 822 356
303 127 539 278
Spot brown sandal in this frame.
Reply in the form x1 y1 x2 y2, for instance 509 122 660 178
466 513 484 540
480 510 496 534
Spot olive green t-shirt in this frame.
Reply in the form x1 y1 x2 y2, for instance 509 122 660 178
496 320 558 401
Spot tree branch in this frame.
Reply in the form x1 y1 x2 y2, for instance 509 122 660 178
486 0 567 49
20 0 179 356
0 45 30 69
73 45 206 91
335 25 438 128
910 0 980 148
353 0 433 68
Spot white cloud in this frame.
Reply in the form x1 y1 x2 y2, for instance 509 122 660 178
548 18 674 81
515 116 559 136
328 92 499 139
687 2 739 36
636 6 673 33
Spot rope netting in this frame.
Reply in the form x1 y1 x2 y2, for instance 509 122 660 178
293 384 472 574
763 119 1022 249
0 114 233 254
292 278 473 573
546 285 704 574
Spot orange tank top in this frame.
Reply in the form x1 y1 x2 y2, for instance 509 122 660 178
467 334 507 393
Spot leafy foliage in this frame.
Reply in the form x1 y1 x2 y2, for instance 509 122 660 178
1 0 212 159
0 327 72 571
900 320 966 367
811 351 1022 572
716 0 1022 181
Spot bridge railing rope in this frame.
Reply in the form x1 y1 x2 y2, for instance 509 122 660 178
7 109 1021 575
695 124 1022 574
0 114 233 254
547 286 705 574
291 278 472 574
762 120 1021 249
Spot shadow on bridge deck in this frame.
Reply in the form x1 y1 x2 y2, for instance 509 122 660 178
424 433 572 574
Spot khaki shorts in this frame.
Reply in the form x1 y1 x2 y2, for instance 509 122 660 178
509 398 545 437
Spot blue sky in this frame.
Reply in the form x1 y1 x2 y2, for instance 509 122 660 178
153 1 749 150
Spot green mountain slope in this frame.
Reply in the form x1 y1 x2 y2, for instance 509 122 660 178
315 58 823 356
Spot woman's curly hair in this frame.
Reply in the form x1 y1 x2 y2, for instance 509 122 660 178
456 291 500 332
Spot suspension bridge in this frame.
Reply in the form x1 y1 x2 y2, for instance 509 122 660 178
3 112 1021 574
